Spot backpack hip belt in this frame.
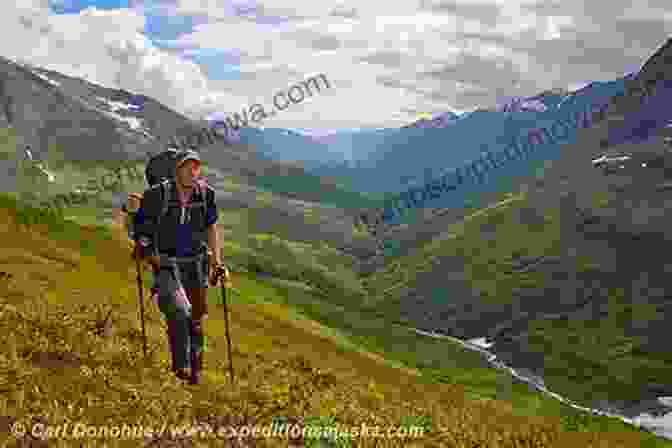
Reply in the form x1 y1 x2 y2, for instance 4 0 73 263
158 252 207 292
159 252 206 265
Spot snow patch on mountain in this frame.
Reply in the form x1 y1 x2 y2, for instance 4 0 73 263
31 70 60 87
98 108 153 138
95 96 143 113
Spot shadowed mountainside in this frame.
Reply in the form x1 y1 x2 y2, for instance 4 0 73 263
363 37 672 422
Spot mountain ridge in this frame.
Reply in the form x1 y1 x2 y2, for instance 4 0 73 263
360 37 672 434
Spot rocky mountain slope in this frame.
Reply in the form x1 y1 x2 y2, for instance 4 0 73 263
0 55 380 256
248 78 626 196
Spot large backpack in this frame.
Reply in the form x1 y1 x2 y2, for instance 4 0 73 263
123 149 177 240
145 148 208 220
143 149 210 254
145 148 180 188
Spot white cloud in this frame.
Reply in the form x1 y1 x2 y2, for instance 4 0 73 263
0 3 213 118
170 0 670 129
0 0 670 131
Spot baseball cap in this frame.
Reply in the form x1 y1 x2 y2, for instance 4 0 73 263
176 149 201 167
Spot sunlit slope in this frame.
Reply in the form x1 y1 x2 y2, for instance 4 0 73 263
0 195 670 446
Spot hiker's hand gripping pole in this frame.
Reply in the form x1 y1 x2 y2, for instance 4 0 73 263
210 264 231 288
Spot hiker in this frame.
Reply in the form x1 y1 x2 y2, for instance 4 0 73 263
131 147 223 384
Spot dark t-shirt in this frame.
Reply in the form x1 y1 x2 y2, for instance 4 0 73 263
134 181 217 257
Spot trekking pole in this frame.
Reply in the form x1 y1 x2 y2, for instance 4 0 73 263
134 257 148 360
217 250 235 384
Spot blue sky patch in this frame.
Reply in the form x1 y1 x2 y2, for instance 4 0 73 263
184 49 242 80
50 0 130 14
48 1 284 85
143 12 210 41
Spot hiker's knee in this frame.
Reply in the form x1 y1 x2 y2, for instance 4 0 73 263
192 319 204 336
159 296 190 321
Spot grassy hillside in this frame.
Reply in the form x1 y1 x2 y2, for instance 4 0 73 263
9 127 374 260
364 186 672 418
0 195 670 447
2 122 671 446
251 171 385 210
365 192 532 298
5 123 367 301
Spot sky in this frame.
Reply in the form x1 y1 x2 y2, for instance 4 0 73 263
2 1 671 135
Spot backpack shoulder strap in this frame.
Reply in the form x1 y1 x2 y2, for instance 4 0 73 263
197 181 209 225
160 180 172 220
193 181 210 253
191 179 207 209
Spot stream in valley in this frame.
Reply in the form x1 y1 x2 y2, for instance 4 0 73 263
412 327 672 440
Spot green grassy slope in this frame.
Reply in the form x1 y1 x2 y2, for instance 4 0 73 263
365 186 672 417
251 171 385 210
1 194 669 447
1 122 671 446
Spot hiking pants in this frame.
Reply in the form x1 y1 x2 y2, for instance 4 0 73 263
156 253 209 370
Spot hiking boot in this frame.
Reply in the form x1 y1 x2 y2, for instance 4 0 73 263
174 367 191 381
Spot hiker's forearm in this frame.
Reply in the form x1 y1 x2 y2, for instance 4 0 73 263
207 225 221 263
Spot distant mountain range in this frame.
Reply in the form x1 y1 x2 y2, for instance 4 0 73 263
234 77 632 199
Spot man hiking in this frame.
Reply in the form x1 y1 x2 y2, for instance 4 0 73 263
131 148 223 385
